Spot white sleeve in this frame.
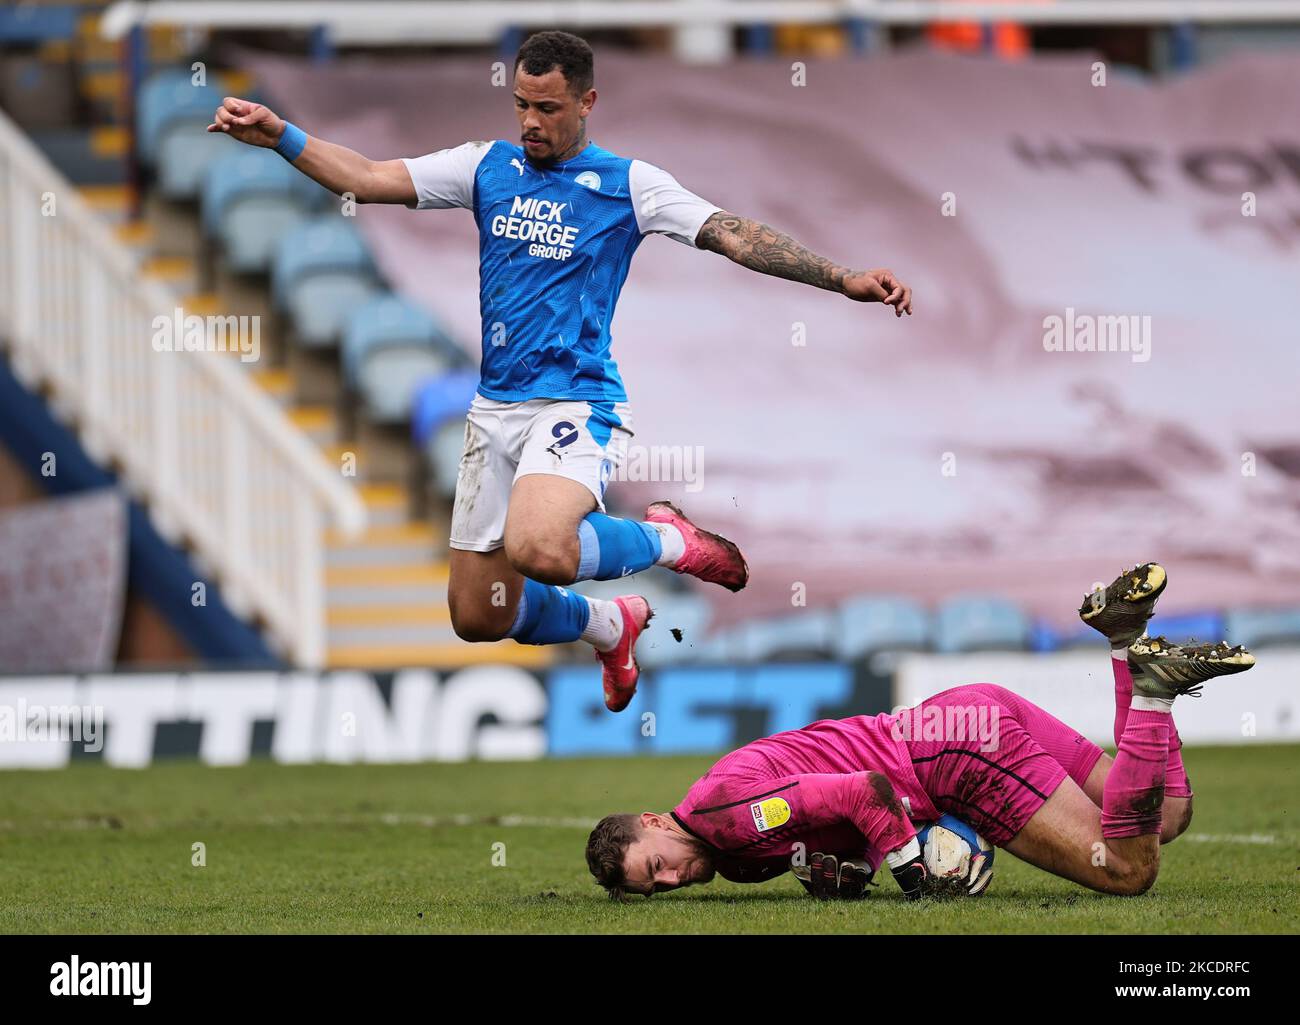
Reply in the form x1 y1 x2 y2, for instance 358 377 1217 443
628 159 723 247
401 140 491 210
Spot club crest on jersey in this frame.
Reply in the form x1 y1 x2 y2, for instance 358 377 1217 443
574 170 602 191
750 796 791 832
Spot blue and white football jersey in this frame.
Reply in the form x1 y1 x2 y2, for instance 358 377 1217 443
402 140 722 402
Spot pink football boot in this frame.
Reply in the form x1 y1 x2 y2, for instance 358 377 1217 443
598 595 653 713
645 501 749 592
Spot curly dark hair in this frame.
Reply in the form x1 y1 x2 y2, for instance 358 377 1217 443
515 30 595 95
585 813 642 899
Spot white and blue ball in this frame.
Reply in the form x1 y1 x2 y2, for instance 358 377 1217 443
916 814 995 897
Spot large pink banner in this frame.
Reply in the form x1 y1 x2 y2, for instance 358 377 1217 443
246 47 1300 625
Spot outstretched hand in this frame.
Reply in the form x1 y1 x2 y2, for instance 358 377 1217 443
842 268 913 316
206 97 284 148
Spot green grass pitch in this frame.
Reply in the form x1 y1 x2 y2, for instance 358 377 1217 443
1 745 1296 934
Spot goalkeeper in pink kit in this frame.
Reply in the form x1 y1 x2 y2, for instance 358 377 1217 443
586 564 1255 900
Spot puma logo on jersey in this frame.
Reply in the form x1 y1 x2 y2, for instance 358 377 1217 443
510 158 526 176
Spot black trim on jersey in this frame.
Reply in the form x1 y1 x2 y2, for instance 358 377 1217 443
670 812 721 851
674 799 799 856
909 748 1050 800
674 812 797 857
689 781 800 816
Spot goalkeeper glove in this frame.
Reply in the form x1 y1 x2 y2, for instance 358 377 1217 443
792 852 874 901
885 837 932 900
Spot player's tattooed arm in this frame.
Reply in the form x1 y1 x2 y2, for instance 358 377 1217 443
695 212 913 316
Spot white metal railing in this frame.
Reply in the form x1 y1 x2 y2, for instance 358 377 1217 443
0 108 365 668
98 0 1300 42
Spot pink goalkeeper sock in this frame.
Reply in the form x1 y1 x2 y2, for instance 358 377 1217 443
1111 650 1134 748
1112 651 1191 799
1165 717 1192 799
1101 708 1170 838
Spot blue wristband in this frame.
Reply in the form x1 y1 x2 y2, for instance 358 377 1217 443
275 121 308 162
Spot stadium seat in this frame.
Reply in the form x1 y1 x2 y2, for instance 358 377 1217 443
412 368 478 447
202 150 329 273
413 369 479 497
158 124 236 200
0 6 79 44
689 629 745 664
1224 607 1300 648
1028 619 1065 653
273 219 381 349
342 294 466 421
428 417 470 499
139 71 273 199
1144 610 1224 646
137 73 223 168
934 596 1031 653
727 609 836 662
833 595 930 660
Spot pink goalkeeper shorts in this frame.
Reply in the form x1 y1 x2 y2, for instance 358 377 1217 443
899 683 1105 846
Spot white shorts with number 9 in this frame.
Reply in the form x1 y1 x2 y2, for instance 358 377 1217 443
449 395 634 552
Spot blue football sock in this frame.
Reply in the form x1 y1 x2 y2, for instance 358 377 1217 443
575 512 663 581
507 577 591 645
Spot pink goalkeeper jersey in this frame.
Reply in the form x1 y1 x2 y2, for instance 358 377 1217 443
671 713 943 884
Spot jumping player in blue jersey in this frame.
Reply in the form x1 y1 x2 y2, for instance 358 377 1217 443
209 32 913 712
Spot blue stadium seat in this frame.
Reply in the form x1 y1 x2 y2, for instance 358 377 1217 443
1144 610 1224 645
412 368 478 448
273 218 381 348
1224 607 1300 648
689 630 744 664
0 6 79 44
934 596 1030 653
140 72 277 199
137 73 222 167
833 595 930 659
428 417 469 499
343 295 467 422
1043 608 1232 652
202 150 326 273
412 368 479 498
158 125 236 200
731 609 837 662
1028 619 1066 653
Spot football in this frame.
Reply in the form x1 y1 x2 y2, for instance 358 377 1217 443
916 814 995 897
